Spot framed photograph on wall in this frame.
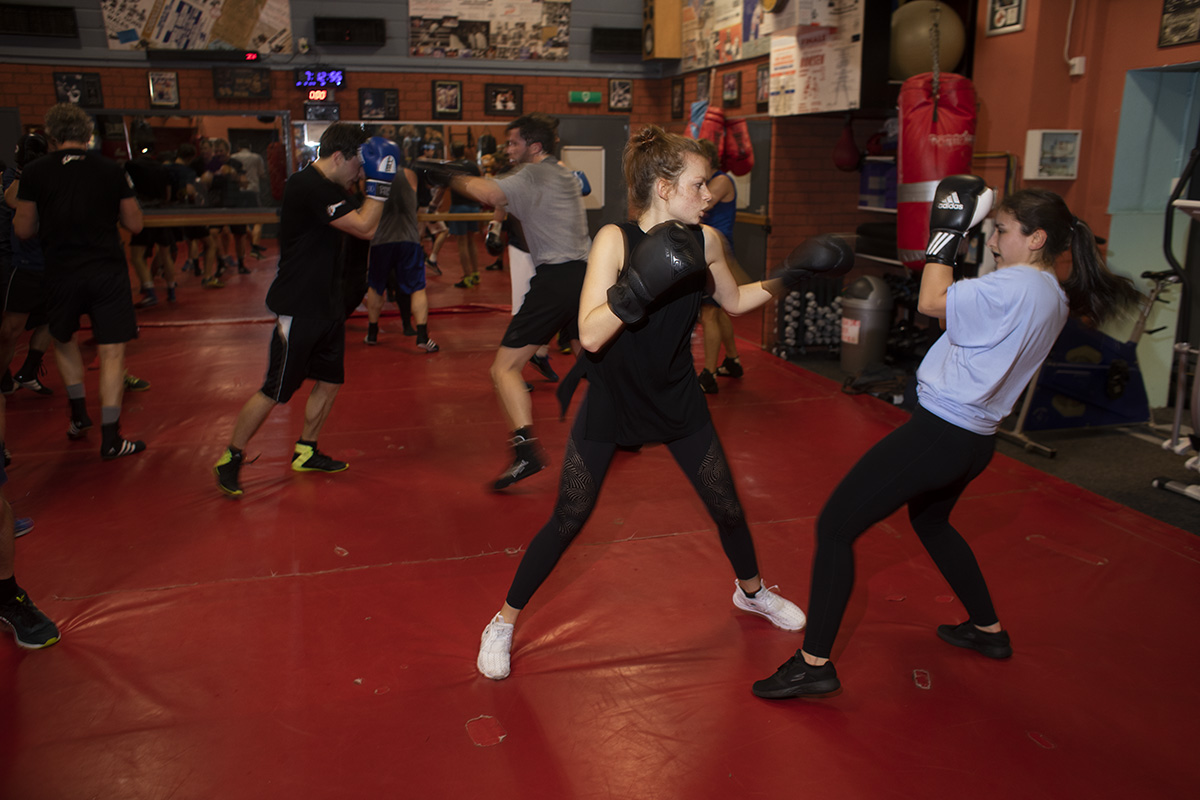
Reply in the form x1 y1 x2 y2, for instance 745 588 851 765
1023 129 1081 180
722 72 741 108
358 88 399 120
485 84 523 116
147 71 180 109
609 79 633 112
671 77 685 119
756 63 769 113
432 80 462 120
212 67 271 100
53 72 103 107
986 0 1025 36
1160 1 1200 47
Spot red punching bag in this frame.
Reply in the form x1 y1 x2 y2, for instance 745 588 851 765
896 72 976 270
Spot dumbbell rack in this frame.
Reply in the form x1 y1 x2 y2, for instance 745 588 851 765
770 276 844 360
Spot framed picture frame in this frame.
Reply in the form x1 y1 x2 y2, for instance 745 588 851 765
358 88 399 120
432 80 463 121
671 77 685 120
986 0 1025 37
1160 1 1200 47
696 71 710 103
484 83 522 117
53 72 103 107
147 71 180 109
609 78 633 112
722 72 741 108
211 67 271 100
756 62 769 113
1023 129 1081 180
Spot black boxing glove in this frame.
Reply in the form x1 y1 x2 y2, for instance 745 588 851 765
411 158 474 189
926 175 993 267
774 234 855 290
485 220 504 256
607 221 705 324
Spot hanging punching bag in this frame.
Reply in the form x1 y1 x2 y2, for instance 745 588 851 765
896 72 976 270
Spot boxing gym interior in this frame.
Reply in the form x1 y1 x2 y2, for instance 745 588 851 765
1 2 1198 798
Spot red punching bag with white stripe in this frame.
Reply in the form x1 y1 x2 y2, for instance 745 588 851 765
896 72 976 270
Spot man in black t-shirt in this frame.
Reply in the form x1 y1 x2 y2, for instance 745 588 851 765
213 123 399 498
13 103 146 460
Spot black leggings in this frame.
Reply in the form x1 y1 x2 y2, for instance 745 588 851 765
505 417 760 610
803 405 999 659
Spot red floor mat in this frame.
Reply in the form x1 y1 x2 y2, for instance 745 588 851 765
1 248 1196 799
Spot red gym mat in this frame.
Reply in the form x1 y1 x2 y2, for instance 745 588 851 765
0 247 1196 799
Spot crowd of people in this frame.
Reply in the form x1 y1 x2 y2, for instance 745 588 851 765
1 104 1140 712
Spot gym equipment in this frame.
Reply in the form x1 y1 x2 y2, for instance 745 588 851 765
890 0 966 81
896 72 976 270
1151 152 1199 503
1000 270 1177 458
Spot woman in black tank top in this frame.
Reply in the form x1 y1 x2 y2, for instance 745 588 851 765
475 126 809 681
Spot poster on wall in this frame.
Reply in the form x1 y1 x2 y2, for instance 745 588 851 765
682 0 718 72
100 0 292 53
768 2 863 117
409 0 570 61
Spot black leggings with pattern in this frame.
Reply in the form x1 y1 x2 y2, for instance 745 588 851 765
505 416 761 610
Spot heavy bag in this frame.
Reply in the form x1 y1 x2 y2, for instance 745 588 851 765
723 117 754 176
896 72 976 270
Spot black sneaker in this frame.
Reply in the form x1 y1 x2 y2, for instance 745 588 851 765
14 368 53 396
751 653 841 699
418 339 440 353
135 290 158 309
67 417 93 441
492 436 546 491
0 588 60 649
528 354 558 382
214 448 245 497
237 263 251 274
425 257 441 276
364 331 378 345
101 437 147 460
698 368 718 394
291 443 349 473
936 622 1013 659
716 357 744 378
124 374 151 392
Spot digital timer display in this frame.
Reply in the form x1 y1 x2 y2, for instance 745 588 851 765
294 69 345 88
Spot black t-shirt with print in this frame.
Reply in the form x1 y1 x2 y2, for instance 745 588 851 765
16 148 135 277
265 163 355 319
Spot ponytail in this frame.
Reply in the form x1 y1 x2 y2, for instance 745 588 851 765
997 189 1141 325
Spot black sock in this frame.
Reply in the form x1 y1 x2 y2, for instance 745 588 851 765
368 322 379 338
228 445 243 458
417 324 428 343
69 397 88 421
297 439 317 449
17 348 44 378
101 421 120 448
0 576 17 601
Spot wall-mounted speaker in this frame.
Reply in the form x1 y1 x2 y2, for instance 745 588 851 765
0 3 78 38
642 0 681 60
313 17 386 47
591 28 642 56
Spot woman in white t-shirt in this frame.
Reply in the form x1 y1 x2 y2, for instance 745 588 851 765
754 184 1142 699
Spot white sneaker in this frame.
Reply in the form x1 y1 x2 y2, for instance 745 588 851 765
477 613 514 680
732 582 807 631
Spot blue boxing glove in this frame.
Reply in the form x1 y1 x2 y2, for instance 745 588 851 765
360 136 400 201
607 221 705 324
573 170 591 197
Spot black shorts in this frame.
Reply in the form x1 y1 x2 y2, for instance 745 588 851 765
178 226 209 241
260 315 345 404
500 260 586 349
130 227 176 247
368 242 426 295
47 271 138 345
3 268 49 326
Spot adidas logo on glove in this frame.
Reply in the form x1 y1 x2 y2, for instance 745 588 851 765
937 192 964 211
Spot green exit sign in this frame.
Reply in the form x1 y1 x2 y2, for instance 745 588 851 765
568 91 602 104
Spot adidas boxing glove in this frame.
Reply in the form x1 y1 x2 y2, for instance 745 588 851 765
607 221 705 324
926 175 994 268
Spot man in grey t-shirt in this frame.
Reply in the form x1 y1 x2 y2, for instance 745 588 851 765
439 113 590 490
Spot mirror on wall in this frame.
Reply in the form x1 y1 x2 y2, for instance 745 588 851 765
292 121 510 176
71 109 293 214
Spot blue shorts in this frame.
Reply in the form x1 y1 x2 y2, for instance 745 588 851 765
447 203 479 236
367 242 426 295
